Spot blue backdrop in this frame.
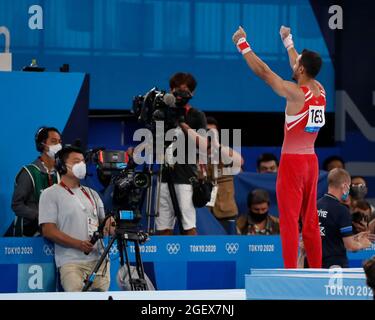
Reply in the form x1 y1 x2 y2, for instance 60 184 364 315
0 72 89 235
0 0 334 112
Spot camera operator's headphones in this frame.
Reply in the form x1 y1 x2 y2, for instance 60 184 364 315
55 149 67 175
55 145 85 176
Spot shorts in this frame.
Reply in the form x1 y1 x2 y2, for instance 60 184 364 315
155 183 196 231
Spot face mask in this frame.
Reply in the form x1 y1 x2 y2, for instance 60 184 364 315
341 190 349 201
173 89 192 107
341 184 350 201
350 185 368 199
70 161 86 180
46 143 62 159
249 210 268 223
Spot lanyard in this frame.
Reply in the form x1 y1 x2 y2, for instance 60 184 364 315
60 181 96 214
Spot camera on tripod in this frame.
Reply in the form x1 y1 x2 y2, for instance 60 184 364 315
112 167 151 230
82 149 152 292
85 148 151 230
132 87 187 132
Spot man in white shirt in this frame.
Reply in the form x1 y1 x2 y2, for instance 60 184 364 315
39 146 111 292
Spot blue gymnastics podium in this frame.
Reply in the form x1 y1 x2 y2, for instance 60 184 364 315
0 236 374 295
245 268 374 300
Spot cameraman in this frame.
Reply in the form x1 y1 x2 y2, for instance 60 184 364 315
156 72 207 235
39 146 112 292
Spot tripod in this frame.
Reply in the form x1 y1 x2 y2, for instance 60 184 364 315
144 135 183 234
143 151 185 235
82 224 149 292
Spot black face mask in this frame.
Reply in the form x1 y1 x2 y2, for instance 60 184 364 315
350 185 368 199
249 211 268 223
173 89 192 107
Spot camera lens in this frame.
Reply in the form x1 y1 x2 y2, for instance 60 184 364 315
134 173 150 188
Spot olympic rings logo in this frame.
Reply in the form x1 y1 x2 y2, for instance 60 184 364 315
225 243 239 254
166 243 180 255
109 246 119 256
43 244 54 256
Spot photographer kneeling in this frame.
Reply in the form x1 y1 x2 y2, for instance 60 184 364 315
156 72 207 236
39 146 114 292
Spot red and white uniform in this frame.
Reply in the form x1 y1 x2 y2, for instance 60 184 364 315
276 82 326 268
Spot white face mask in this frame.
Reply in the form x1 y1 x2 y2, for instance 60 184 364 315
70 161 86 180
46 143 62 159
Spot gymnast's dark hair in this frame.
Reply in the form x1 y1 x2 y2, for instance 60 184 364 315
300 49 322 78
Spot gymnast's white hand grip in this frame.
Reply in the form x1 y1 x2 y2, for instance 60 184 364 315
0 26 12 71
279 25 291 40
280 25 293 50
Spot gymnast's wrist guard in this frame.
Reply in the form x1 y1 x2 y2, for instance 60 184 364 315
283 34 294 50
236 37 252 55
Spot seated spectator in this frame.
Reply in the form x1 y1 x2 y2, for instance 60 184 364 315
322 155 345 172
256 153 278 173
351 199 372 234
363 256 375 300
350 176 368 200
317 168 374 268
350 175 375 216
236 189 279 235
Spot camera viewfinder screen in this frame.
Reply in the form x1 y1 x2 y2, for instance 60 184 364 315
119 210 134 221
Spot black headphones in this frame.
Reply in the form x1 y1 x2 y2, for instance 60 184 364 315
55 149 67 175
55 145 83 176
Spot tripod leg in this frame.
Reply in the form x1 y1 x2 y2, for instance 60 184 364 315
82 235 116 292
117 234 125 267
145 164 154 234
134 241 148 290
165 166 184 234
154 164 163 233
122 239 135 291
